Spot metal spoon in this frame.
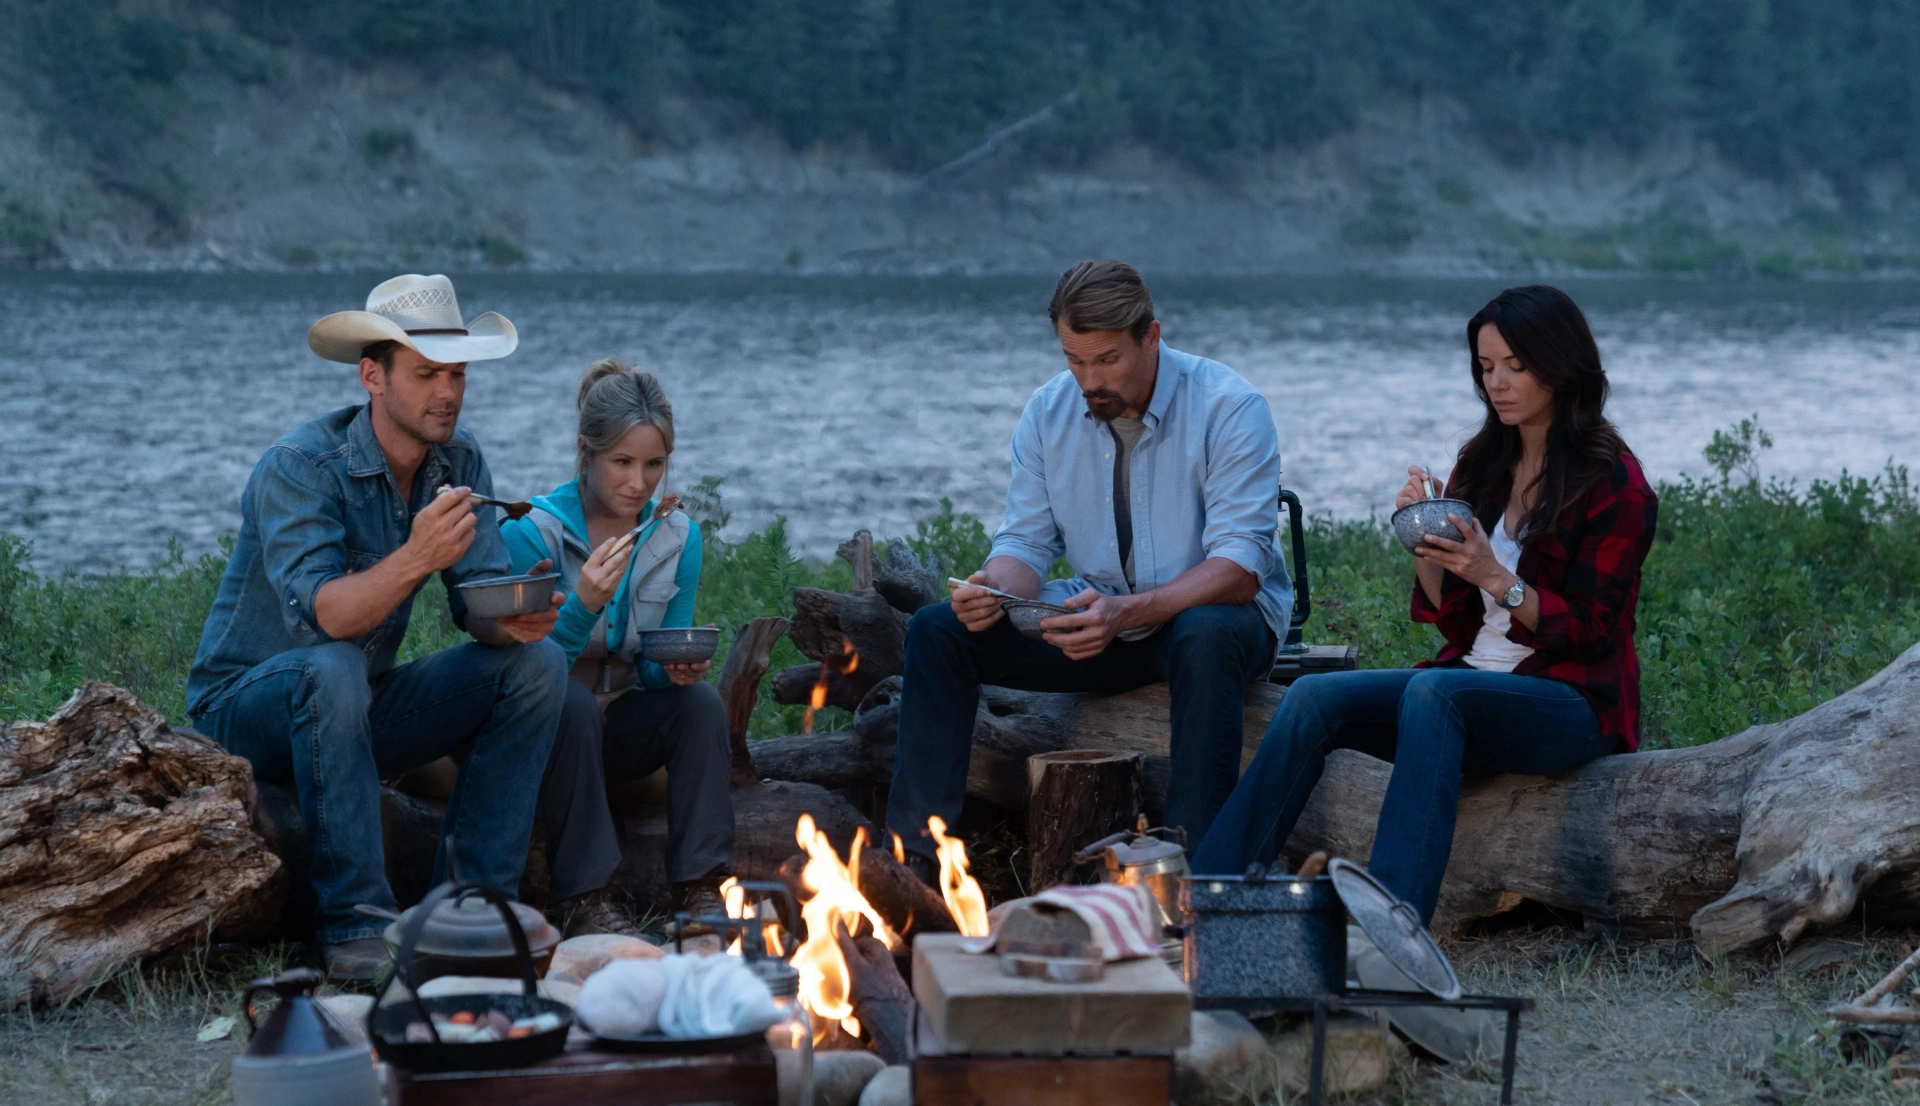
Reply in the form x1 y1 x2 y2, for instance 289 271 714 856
436 485 533 520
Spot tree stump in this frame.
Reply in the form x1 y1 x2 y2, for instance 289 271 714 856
0 683 284 1006
1026 751 1144 892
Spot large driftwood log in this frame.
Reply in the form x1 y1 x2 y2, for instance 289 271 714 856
0 683 284 1005
774 531 942 711
1288 642 1920 952
851 644 1920 953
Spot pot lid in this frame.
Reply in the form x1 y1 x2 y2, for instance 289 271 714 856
383 891 561 960
1109 834 1186 867
1327 858 1460 1000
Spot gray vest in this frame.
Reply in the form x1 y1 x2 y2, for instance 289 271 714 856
527 507 690 694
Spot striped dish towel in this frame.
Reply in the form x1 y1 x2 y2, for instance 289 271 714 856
958 883 1164 962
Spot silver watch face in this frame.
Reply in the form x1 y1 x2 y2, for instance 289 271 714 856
1503 581 1525 608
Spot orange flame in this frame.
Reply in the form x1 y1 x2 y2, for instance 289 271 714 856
801 637 859 736
891 830 906 865
790 814 899 1041
927 816 989 937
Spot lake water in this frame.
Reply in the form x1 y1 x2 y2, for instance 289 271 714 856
4 272 1918 575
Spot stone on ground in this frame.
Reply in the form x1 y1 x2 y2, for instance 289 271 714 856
1269 1011 1404 1095
549 933 663 979
857 1064 910 1106
814 1049 887 1106
1176 1010 1277 1103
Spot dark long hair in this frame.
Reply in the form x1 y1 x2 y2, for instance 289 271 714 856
1450 286 1624 546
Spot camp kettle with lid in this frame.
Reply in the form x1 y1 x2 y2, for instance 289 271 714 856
356 886 562 983
1075 816 1190 928
230 968 381 1106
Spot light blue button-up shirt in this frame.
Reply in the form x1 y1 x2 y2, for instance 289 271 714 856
990 345 1293 653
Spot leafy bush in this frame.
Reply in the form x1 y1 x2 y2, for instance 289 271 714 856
5 425 1918 754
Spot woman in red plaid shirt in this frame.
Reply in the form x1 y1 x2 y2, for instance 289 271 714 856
1193 285 1657 924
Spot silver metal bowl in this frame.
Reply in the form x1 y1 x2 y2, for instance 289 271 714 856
1389 498 1476 554
1001 598 1074 642
455 572 559 618
636 626 720 664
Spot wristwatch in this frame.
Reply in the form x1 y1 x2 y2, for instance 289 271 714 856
1496 579 1527 610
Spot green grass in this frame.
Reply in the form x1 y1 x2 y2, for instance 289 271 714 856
4 426 1918 750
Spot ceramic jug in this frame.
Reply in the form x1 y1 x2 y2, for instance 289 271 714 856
230 968 382 1106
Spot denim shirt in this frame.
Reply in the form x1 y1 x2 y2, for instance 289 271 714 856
990 345 1293 652
187 404 510 719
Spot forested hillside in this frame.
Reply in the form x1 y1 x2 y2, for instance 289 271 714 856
4 0 1918 272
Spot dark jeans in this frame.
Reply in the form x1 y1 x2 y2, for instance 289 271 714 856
542 678 734 900
887 601 1275 858
1191 666 1616 923
195 639 568 943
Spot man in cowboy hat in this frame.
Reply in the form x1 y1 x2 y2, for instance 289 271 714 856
187 274 570 981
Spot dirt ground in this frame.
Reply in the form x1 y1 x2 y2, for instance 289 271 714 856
4 929 1919 1105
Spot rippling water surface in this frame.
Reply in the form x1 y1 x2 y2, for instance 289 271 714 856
4 273 1918 574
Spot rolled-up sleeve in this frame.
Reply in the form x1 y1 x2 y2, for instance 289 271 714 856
252 448 349 642
988 397 1065 579
1198 394 1280 578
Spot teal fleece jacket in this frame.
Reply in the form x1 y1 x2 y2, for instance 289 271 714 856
501 478 702 690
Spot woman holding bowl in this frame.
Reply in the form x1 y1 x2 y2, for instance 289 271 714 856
504 359 731 936
1192 285 1657 924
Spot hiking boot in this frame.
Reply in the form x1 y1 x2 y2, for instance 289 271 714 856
557 888 645 939
664 874 729 939
322 936 391 984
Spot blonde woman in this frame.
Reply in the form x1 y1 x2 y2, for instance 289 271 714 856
504 359 729 936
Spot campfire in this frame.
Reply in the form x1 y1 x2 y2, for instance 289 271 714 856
784 812 988 1041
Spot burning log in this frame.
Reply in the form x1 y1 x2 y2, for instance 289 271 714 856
1026 750 1144 892
775 530 940 714
833 927 915 1065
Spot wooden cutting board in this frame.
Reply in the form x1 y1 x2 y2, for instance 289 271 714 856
911 933 1191 1054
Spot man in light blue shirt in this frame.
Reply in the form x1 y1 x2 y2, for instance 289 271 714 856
887 261 1292 871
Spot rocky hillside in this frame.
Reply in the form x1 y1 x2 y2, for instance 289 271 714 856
2 2 1916 276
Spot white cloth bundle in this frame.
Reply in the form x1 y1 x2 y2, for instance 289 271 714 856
575 954 781 1039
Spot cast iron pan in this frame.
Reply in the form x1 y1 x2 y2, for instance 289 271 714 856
366 879 573 1073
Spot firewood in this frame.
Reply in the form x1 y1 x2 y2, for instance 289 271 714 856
788 587 907 706
0 683 284 1006
770 661 868 711
774 845 956 942
1026 751 1144 892
717 615 791 787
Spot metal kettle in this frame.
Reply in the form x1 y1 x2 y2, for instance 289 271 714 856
231 968 380 1106
1075 815 1190 928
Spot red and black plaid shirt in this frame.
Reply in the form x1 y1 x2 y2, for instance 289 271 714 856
1411 452 1658 751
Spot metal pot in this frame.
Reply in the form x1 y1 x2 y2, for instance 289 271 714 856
357 888 561 983
1076 819 1189 928
1181 864 1346 1009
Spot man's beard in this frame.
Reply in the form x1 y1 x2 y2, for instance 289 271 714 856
1082 390 1127 421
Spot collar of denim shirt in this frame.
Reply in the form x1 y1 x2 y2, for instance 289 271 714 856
344 403 454 507
1078 342 1178 430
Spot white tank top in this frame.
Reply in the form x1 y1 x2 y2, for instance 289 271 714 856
1463 520 1535 673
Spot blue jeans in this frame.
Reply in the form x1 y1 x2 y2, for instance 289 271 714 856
887 602 1275 857
1191 667 1616 924
195 639 568 943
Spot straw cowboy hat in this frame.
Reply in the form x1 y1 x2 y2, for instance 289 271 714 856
308 273 518 364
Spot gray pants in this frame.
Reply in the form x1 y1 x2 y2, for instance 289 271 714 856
541 678 734 901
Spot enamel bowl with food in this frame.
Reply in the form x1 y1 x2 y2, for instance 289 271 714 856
1389 498 1476 554
455 572 560 619
636 627 721 665
1001 598 1076 642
